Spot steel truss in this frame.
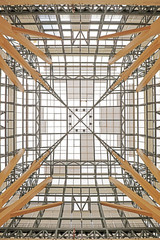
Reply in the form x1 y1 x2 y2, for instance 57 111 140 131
0 5 160 16
0 4 160 239
1 226 160 239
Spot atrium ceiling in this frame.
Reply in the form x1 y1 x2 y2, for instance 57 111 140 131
0 4 160 239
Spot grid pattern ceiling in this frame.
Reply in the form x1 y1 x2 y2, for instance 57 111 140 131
0 4 160 239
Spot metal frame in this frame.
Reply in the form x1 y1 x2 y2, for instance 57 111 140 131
0 5 160 16
0 4 160 239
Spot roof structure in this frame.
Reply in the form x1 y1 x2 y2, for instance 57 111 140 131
0 4 160 239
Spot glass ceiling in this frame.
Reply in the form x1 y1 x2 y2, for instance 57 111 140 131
0 4 160 238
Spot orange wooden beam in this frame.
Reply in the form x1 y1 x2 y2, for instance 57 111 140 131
112 150 160 204
0 34 50 90
0 15 13 36
0 149 25 188
109 177 160 224
0 33 35 75
0 16 52 64
0 151 50 208
110 37 160 90
0 16 51 90
36 74 50 90
13 32 52 64
0 177 52 227
100 201 152 217
110 74 124 91
109 177 150 212
11 202 63 217
0 206 8 213
109 30 149 65
109 18 160 65
137 149 160 183
12 26 61 40
99 26 150 40
0 54 24 92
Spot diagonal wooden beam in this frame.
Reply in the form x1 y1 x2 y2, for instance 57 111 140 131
100 201 152 217
0 15 13 37
0 33 36 76
11 202 63 217
110 74 125 90
0 16 52 64
12 177 52 209
0 16 57 90
0 177 52 227
121 37 160 79
136 57 160 92
137 149 160 183
0 206 8 213
112 150 160 204
12 26 61 40
99 26 150 40
110 37 160 90
0 151 50 208
109 30 150 65
109 177 150 212
109 177 160 224
0 34 50 90
13 32 52 64
35 74 50 90
0 149 25 188
0 202 62 218
109 17 160 65
0 54 24 92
